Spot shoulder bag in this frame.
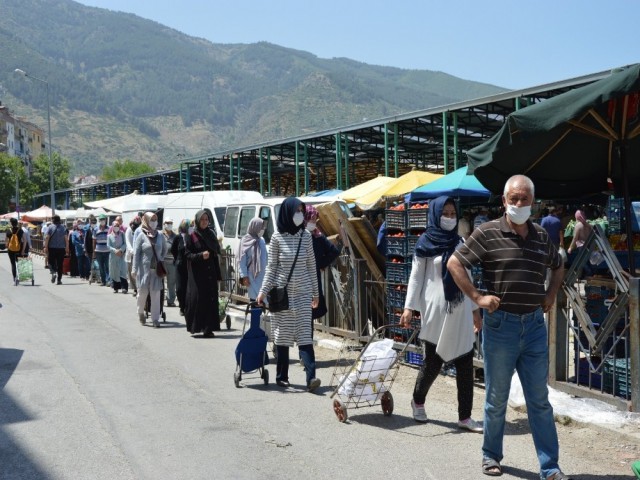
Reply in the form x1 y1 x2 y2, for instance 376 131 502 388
267 234 303 312
150 235 167 278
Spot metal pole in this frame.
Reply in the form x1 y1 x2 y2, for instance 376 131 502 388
393 123 399 178
384 124 389 177
629 277 640 411
295 142 300 196
259 148 264 195
46 81 55 214
442 112 449 175
15 173 20 219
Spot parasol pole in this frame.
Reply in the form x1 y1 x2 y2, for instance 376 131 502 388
619 142 636 275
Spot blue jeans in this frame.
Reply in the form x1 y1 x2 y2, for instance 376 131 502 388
482 308 560 480
276 344 316 386
77 254 90 279
95 252 110 285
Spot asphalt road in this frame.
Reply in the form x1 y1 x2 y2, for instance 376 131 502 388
0 256 637 480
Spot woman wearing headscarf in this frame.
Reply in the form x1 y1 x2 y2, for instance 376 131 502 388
171 218 190 316
69 220 79 278
238 217 267 301
256 197 320 392
304 205 341 322
132 212 167 328
399 196 482 432
184 210 222 337
126 216 142 296
107 219 129 294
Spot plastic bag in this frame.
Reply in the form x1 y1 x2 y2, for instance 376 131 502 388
338 339 397 400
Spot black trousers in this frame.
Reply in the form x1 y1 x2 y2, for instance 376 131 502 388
48 248 66 280
8 251 20 279
413 341 475 421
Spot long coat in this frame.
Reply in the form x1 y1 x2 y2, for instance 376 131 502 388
184 231 222 334
132 233 167 292
107 231 128 281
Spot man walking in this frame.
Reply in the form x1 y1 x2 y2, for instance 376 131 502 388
447 175 570 480
44 215 69 285
92 214 110 286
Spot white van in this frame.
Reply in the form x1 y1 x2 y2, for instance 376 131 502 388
160 190 263 238
223 195 351 255
121 194 169 228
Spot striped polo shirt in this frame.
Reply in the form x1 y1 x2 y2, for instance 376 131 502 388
453 215 561 314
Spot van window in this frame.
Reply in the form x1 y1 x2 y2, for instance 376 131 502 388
238 207 257 236
259 206 274 243
214 207 226 231
224 207 239 237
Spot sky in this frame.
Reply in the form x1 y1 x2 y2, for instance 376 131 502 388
78 0 638 90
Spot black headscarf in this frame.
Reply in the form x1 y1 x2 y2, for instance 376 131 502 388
277 197 304 235
414 196 463 312
194 209 220 254
202 208 217 236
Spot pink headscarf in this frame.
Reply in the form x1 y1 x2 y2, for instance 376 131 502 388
304 205 322 237
575 210 587 225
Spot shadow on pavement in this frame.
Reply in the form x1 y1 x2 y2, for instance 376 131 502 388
0 347 51 479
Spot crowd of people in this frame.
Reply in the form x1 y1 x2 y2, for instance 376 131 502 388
5 177 583 478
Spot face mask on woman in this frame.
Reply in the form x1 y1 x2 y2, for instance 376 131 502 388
258 229 265 237
149 220 158 230
188 226 195 235
440 216 457 231
293 212 304 226
306 222 316 232
113 227 120 233
99 220 106 226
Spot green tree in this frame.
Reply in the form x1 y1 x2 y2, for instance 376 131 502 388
0 153 29 213
22 152 72 209
101 159 155 181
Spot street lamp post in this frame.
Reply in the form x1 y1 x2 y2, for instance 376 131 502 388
14 68 55 215
4 167 19 219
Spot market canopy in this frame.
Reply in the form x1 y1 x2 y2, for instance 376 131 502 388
406 166 490 202
338 176 395 203
21 205 53 222
83 191 139 213
353 170 442 210
467 63 640 270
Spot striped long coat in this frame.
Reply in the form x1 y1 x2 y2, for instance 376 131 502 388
259 230 319 347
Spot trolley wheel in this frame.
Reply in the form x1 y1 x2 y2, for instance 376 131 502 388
333 399 348 423
261 368 269 385
381 391 394 416
226 314 231 330
233 371 241 388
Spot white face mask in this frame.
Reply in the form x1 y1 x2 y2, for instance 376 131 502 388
506 204 531 225
164 224 172 231
258 229 265 237
293 212 304 226
440 216 457 231
188 227 195 235
149 220 158 230
306 222 316 232
113 227 120 233
100 220 106 226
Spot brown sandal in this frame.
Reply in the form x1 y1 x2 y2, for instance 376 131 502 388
482 458 502 476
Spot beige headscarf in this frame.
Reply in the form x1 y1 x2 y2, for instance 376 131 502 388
140 211 158 238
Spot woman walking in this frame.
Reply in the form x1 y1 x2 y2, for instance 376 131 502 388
107 219 129 293
132 212 167 328
184 210 222 337
238 217 267 301
400 196 483 432
171 218 190 316
257 197 320 392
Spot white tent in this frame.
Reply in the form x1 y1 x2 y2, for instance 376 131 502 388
83 191 139 213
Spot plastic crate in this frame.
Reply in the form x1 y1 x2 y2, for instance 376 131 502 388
386 236 408 257
572 357 602 390
385 209 407 230
407 235 420 257
405 351 424 366
407 204 429 230
386 262 410 284
387 284 407 309
603 358 631 399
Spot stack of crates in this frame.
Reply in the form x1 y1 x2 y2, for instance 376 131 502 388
603 358 630 399
606 197 624 235
384 201 429 365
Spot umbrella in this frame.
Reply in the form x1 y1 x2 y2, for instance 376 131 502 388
338 175 395 203
406 166 491 202
84 191 139 213
467 64 640 271
353 170 442 210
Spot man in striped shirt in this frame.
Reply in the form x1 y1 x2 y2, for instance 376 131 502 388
448 175 569 480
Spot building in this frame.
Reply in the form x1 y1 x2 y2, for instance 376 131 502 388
0 102 45 175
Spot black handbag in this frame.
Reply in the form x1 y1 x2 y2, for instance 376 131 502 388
267 235 303 312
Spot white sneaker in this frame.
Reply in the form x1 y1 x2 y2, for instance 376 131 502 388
458 417 483 433
308 378 321 392
411 399 428 423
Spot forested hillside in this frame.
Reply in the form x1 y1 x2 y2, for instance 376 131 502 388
0 0 506 175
